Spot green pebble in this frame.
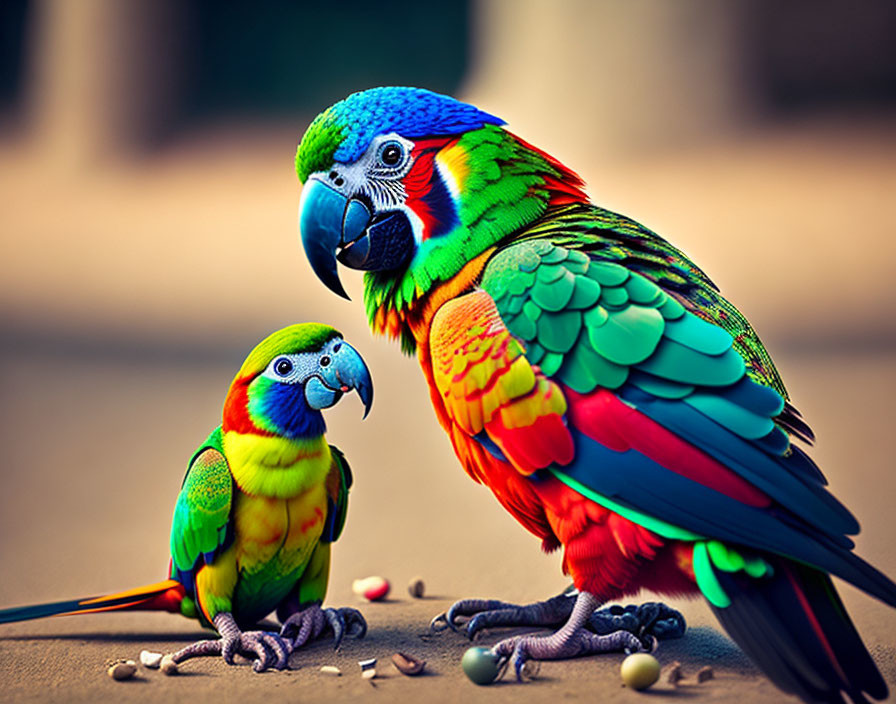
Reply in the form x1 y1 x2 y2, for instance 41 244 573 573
461 647 501 685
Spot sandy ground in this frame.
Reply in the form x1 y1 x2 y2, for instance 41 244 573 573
1 116 895 702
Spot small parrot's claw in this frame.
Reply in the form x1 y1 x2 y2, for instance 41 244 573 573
337 607 367 640
279 604 328 650
245 631 291 672
322 606 366 649
325 609 344 649
279 604 367 651
169 613 291 672
222 630 291 671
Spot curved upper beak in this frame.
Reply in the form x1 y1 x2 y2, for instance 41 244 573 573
299 177 371 300
316 340 374 418
299 176 416 299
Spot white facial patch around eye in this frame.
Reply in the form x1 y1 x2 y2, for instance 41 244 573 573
261 352 319 384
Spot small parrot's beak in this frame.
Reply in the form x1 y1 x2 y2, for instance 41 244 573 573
299 176 415 299
305 340 374 418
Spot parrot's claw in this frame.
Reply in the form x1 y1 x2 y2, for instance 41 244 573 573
433 594 685 647
223 630 292 672
586 602 686 646
432 593 576 638
429 611 451 632
444 593 683 682
169 612 291 672
279 603 367 651
492 627 647 682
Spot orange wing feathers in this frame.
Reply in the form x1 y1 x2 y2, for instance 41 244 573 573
430 290 572 475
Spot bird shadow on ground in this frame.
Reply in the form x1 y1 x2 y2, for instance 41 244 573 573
656 626 756 674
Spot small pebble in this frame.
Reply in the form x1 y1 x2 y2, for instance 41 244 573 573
461 646 502 685
407 577 425 598
392 652 426 676
362 668 377 680
139 650 163 669
352 576 390 601
108 660 137 681
320 665 341 676
160 654 178 676
620 653 660 691
697 665 714 683
665 661 683 685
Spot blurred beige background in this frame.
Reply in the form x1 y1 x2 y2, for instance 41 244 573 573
1 1 894 702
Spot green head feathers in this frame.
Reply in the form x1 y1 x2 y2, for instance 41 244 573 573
235 323 341 381
224 323 372 439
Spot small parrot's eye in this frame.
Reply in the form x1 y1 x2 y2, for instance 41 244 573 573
320 355 331 367
274 358 294 376
378 141 404 167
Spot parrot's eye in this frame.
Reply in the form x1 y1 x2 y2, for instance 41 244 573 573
274 358 294 377
320 355 331 367
378 141 404 167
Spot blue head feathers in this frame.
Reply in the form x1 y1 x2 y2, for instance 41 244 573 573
296 87 505 182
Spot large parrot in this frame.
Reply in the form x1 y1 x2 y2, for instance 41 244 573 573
0 323 372 672
296 87 896 702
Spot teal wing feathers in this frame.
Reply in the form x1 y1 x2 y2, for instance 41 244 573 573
514 204 789 393
482 238 745 396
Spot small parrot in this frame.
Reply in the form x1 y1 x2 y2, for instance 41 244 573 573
0 323 373 672
295 87 896 702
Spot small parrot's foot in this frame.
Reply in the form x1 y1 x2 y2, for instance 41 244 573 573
431 590 686 644
490 592 650 681
279 603 367 650
431 592 576 640
170 612 291 673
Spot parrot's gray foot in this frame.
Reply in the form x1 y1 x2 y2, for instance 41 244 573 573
170 612 291 672
431 593 575 639
489 593 651 681
431 591 685 643
279 603 367 650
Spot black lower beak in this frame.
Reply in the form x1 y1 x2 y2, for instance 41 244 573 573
300 177 415 299
336 211 415 271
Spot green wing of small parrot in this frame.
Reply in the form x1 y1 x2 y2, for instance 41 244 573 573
169 427 233 576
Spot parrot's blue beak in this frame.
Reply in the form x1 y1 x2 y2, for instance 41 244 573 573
299 176 415 300
304 340 374 418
